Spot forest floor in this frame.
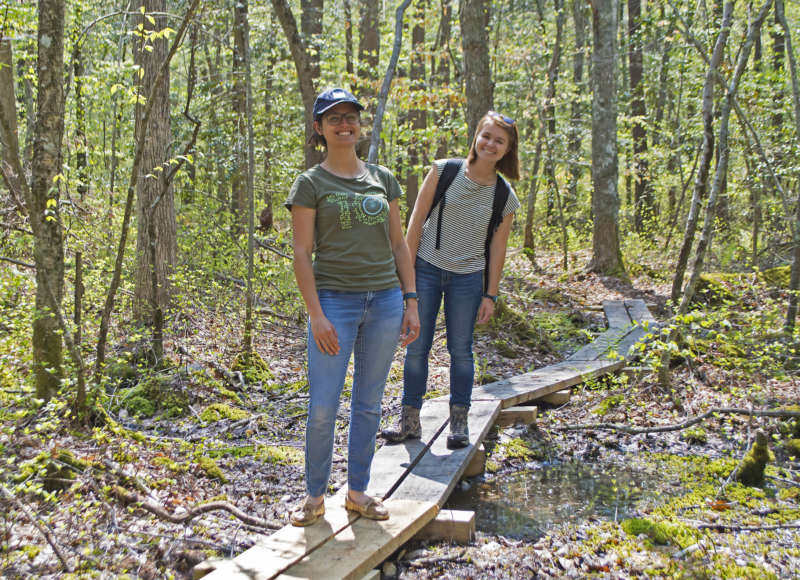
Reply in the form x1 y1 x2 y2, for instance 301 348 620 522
2 250 799 579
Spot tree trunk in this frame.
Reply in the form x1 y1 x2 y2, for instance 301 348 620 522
344 0 354 75
775 0 800 333
670 3 733 304
241 0 256 355
566 0 588 212
133 0 177 321
31 0 67 400
368 0 413 164
358 0 380 99
460 0 493 140
433 0 453 159
301 0 323 80
406 0 427 221
628 0 654 232
231 0 248 236
588 0 625 277
543 0 564 221
271 0 320 169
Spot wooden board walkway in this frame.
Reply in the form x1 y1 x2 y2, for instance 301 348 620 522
199 299 656 580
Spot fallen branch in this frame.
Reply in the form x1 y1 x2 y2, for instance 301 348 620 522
1 484 74 572
697 522 800 532
0 255 35 269
551 407 800 434
406 549 467 569
113 486 282 530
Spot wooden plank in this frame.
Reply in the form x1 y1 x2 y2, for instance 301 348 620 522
278 499 438 580
389 400 500 505
472 359 623 408
567 327 630 361
367 401 450 499
612 326 649 360
495 406 538 427
624 299 656 326
604 300 632 329
414 509 475 544
463 444 486 477
537 389 570 406
202 504 357 580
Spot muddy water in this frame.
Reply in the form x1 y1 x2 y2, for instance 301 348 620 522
447 460 667 539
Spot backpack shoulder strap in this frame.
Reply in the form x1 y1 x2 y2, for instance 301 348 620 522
428 159 463 249
482 176 511 293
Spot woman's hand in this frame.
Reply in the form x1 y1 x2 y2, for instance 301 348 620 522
476 297 496 325
310 314 339 355
399 302 420 347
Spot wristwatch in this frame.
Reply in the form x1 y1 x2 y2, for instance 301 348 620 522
483 293 498 303
403 292 418 301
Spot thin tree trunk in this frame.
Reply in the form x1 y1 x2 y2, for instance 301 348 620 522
523 116 545 261
344 0 354 75
369 0 413 164
566 0 588 212
406 0 427 222
670 2 733 304
242 0 256 355
357 0 380 99
231 0 248 235
543 0 564 222
775 0 800 332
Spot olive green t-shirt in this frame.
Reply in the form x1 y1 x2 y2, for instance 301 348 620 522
285 163 403 292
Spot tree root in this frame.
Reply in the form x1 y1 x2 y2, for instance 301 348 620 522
551 407 800 434
113 486 282 530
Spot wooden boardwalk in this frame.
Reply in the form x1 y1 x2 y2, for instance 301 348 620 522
199 299 656 580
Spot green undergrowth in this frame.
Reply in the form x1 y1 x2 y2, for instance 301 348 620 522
204 443 302 465
200 403 249 423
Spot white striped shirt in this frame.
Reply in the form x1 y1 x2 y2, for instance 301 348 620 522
417 159 520 274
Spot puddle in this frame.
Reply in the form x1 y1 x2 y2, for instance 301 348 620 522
446 460 670 539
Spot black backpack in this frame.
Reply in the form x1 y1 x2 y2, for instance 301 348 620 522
425 158 510 294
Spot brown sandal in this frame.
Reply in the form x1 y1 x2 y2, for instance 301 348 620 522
344 496 389 521
290 497 325 527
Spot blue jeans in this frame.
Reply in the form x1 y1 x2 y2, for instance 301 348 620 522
305 287 403 497
403 257 483 410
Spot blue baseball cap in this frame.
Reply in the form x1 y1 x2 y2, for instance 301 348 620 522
313 88 364 120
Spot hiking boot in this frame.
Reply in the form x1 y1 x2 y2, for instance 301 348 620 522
447 404 469 449
380 405 421 443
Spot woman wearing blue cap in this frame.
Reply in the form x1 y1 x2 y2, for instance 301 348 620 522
285 88 420 526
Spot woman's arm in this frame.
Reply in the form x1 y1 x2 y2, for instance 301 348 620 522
388 200 420 346
477 211 514 324
291 206 340 355
405 166 439 259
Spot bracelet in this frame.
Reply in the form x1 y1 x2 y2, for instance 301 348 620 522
402 292 418 301
483 293 498 303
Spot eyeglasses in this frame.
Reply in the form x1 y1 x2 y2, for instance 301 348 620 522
488 110 515 125
325 112 361 125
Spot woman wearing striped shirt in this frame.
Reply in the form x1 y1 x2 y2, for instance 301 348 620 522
382 111 521 448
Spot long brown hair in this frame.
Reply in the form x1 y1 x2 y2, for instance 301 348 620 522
466 112 520 181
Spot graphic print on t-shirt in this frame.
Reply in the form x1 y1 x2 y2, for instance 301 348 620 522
327 192 389 230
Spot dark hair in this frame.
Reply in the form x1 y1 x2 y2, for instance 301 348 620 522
308 106 363 150
466 113 520 180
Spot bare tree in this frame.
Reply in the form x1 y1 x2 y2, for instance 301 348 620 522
588 0 625 276
406 0 427 220
133 0 177 321
460 0 492 139
271 0 321 168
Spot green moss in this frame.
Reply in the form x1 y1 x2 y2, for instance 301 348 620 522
494 339 518 358
736 430 774 486
499 437 535 460
200 403 249 423
217 385 243 404
231 351 274 384
197 456 227 482
784 438 800 458
152 456 189 473
681 426 708 444
255 445 303 466
694 273 736 304
760 265 790 288
114 372 189 419
621 518 672 545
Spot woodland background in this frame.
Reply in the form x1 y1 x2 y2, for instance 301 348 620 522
1 0 800 577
